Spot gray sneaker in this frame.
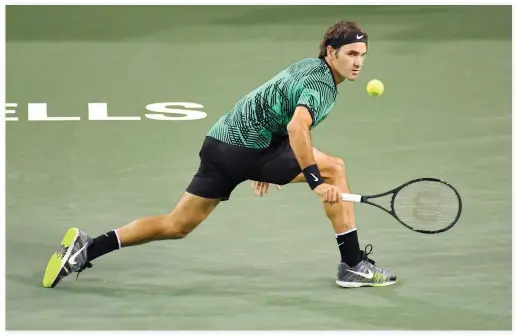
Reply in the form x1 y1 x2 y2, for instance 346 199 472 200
336 244 397 288
42 227 93 288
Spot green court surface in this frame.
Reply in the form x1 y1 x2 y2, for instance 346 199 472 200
6 5 512 330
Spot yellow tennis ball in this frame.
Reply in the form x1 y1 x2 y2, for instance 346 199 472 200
366 79 384 97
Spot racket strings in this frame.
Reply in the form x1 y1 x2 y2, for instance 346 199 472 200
393 180 460 231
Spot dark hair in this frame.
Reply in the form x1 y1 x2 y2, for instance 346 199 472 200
318 21 367 58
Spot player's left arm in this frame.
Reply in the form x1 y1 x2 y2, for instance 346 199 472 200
251 181 281 197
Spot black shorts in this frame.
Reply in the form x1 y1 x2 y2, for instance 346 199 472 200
186 136 301 201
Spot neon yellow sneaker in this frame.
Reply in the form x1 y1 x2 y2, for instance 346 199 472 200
42 227 93 288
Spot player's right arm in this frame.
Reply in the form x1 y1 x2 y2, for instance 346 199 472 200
287 106 341 203
286 106 316 169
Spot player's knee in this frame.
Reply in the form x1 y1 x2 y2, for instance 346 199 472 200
327 157 346 179
168 228 190 240
162 221 193 239
161 213 205 239
334 158 346 176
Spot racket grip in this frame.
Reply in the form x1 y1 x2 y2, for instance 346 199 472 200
341 193 362 202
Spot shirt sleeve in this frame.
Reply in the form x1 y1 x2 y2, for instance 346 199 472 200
296 80 335 126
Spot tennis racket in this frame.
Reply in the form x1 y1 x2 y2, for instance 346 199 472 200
341 177 462 234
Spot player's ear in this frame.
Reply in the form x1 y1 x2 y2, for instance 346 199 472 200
326 45 334 58
328 46 340 60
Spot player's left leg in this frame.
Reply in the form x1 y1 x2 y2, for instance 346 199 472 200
289 148 396 287
289 148 356 235
255 140 397 288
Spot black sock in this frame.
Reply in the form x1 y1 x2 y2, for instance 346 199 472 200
86 230 121 262
336 229 362 267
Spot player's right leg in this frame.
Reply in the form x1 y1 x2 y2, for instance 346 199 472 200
42 136 244 288
42 192 220 288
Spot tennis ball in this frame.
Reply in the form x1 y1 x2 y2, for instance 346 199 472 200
366 79 384 97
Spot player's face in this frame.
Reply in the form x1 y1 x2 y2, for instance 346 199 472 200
329 42 367 82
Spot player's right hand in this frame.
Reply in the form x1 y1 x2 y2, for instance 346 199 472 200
313 183 341 204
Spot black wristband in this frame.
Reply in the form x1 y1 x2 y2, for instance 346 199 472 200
303 164 324 190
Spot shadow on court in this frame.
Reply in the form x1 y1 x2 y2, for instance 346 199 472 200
8 266 508 330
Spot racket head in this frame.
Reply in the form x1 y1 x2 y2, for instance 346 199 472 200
390 177 462 234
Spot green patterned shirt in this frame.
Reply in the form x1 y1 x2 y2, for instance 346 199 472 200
207 57 338 149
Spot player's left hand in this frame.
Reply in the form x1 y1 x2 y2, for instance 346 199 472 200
252 181 281 197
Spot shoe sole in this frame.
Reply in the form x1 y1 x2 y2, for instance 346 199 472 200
42 227 80 288
336 279 397 288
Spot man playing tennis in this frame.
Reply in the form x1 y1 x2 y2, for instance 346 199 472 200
43 20 397 289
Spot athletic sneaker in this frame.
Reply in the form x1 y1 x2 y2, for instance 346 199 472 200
42 227 93 288
336 244 397 288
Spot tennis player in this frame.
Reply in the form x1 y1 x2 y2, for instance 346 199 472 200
43 20 397 289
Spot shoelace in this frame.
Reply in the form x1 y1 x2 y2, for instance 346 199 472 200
75 262 93 280
361 244 375 265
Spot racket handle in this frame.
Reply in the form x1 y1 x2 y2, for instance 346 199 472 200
341 193 362 203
